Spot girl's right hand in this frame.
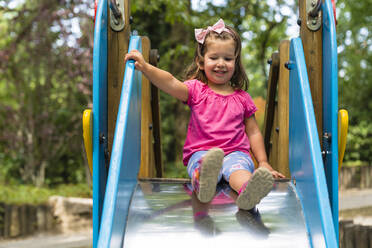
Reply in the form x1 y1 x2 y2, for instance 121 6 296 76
124 50 147 72
258 161 285 179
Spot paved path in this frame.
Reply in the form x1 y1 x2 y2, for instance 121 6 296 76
0 232 92 248
339 188 372 210
339 189 372 226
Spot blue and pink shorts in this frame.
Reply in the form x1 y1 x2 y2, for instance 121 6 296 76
187 150 255 182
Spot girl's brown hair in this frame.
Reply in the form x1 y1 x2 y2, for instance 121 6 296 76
184 25 249 90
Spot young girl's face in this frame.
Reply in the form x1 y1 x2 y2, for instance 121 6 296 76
201 38 236 86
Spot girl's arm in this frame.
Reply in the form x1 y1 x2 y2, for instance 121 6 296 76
245 116 285 179
124 50 188 102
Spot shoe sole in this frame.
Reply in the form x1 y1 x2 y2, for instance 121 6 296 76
236 167 274 210
197 148 224 203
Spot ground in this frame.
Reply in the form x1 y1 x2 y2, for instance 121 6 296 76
0 231 92 248
339 188 372 226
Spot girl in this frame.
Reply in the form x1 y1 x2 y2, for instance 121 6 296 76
125 19 285 210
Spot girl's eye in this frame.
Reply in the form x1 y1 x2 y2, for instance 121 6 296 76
225 58 233 61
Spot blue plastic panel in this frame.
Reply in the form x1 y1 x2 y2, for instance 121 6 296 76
97 36 142 248
92 0 108 247
322 0 339 237
289 38 337 248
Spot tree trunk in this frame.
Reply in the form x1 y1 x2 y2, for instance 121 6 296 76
35 161 47 187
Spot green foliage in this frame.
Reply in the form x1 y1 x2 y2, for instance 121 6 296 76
163 161 189 178
337 2 371 123
337 0 372 164
0 183 92 205
344 122 372 165
240 1 291 97
0 0 93 186
0 153 21 184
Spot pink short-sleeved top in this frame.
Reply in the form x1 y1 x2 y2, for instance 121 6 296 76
183 79 257 166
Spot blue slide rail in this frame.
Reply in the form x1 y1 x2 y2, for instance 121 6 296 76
322 0 339 237
288 38 337 248
97 36 143 248
92 0 108 246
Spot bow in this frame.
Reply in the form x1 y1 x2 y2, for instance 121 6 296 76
194 19 232 44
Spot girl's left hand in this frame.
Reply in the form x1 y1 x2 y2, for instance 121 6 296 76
124 50 147 72
258 161 286 179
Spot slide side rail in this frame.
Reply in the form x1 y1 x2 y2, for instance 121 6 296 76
289 38 337 248
322 0 339 236
92 0 108 246
97 36 143 248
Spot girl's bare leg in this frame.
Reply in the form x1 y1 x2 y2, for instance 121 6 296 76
229 169 252 193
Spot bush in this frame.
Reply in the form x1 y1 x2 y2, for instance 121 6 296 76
344 121 372 165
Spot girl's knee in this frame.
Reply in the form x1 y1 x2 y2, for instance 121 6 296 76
228 169 252 182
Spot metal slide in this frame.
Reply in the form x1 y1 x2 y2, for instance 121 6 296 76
92 1 339 247
122 180 310 248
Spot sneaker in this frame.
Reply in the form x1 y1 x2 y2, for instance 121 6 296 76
235 209 270 238
193 148 224 203
236 167 273 210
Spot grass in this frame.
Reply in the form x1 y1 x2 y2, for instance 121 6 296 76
0 183 92 205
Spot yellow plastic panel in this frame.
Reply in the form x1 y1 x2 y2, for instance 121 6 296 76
338 109 348 170
83 109 93 174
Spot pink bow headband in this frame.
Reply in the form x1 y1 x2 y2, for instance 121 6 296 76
194 19 232 44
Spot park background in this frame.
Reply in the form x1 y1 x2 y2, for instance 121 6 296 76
0 0 370 205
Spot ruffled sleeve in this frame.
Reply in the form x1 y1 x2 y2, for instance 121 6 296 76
242 91 257 118
183 79 204 106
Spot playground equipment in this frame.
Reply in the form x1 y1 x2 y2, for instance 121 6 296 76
83 0 349 247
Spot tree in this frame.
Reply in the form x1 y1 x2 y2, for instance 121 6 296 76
0 0 94 185
336 0 372 164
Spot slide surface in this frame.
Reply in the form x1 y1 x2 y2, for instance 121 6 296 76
123 180 309 248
